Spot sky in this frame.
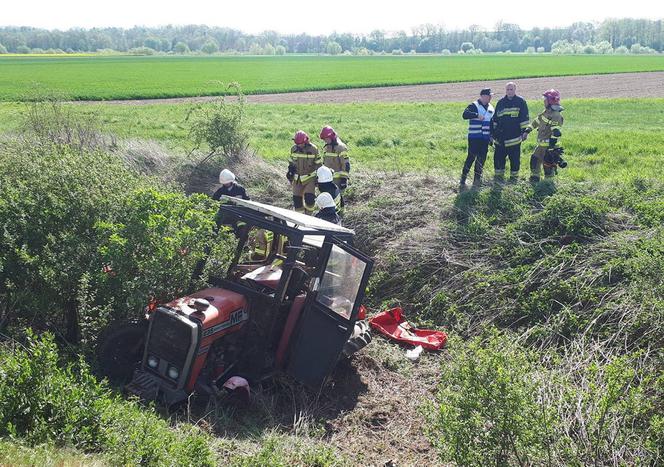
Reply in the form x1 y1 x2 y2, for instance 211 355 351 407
2 0 663 35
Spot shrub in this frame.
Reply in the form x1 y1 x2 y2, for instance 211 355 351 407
0 43 7 54
275 45 286 55
614 45 629 54
0 332 216 465
16 45 30 54
460 41 474 52
186 82 248 161
428 334 552 465
128 46 156 55
440 48 451 55
326 41 342 55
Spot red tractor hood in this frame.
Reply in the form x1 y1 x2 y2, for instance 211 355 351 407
164 287 248 334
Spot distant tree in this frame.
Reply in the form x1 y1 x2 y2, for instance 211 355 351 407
326 41 342 55
614 45 629 54
525 46 536 54
392 49 403 55
275 45 286 55
143 37 161 51
248 43 262 55
173 42 190 54
201 40 219 54
0 43 7 54
595 40 613 54
263 43 276 55
441 49 451 55
460 41 474 52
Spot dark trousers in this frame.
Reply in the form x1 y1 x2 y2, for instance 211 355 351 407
462 138 489 181
494 143 521 174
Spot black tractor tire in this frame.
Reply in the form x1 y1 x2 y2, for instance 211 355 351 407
342 320 372 358
97 321 148 384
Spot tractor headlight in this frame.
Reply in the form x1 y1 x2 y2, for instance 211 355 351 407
147 355 159 369
167 366 180 380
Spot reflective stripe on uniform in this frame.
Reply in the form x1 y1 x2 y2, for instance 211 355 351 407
520 120 530 129
504 136 522 147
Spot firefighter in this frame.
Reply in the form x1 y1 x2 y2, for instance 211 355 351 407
315 192 341 225
212 169 249 236
523 89 565 183
319 126 350 194
316 165 343 213
492 82 529 183
287 130 321 215
212 169 249 201
461 88 495 189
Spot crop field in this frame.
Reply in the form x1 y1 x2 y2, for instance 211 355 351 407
1 54 664 101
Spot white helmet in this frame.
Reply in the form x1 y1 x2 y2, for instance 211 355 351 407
316 192 336 209
316 166 334 183
219 169 235 184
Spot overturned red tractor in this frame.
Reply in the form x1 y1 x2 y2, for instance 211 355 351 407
98 197 373 405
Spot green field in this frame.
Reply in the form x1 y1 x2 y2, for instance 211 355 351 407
1 99 659 183
1 54 664 101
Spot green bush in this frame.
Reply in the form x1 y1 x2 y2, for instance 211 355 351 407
428 333 552 465
0 137 221 345
0 332 216 466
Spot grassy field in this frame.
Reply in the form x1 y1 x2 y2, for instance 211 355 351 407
1 98 659 183
1 54 664 101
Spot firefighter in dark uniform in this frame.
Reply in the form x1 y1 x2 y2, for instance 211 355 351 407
523 89 565 183
492 82 529 183
461 88 495 189
314 192 341 225
212 169 250 201
287 130 321 215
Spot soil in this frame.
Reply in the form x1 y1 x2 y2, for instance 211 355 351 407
86 71 664 105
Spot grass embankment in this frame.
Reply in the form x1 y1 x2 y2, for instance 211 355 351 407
0 98 658 182
1 54 664 100
0 99 662 465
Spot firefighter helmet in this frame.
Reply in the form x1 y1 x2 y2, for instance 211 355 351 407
543 89 561 106
316 166 334 183
319 126 336 140
219 169 235 184
293 130 310 145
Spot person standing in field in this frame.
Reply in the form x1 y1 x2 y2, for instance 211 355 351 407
460 88 495 189
523 89 564 183
492 82 530 183
319 126 350 206
287 130 321 215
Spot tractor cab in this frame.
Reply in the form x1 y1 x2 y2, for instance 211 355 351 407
107 197 373 405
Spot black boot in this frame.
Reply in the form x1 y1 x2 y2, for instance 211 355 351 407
472 173 482 189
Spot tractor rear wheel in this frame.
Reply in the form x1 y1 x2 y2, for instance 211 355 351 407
97 321 147 384
342 320 372 357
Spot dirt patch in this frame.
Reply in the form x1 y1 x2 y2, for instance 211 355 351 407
84 72 664 105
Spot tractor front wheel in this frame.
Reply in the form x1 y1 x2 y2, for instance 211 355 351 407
97 321 148 384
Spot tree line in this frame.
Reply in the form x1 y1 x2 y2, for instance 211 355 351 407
0 18 662 55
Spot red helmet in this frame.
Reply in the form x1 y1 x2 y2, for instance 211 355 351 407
543 89 561 106
293 130 309 145
319 126 336 140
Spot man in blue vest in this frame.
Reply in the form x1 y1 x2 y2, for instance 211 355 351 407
461 88 495 189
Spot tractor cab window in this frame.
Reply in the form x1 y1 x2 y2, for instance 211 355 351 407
316 244 367 320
